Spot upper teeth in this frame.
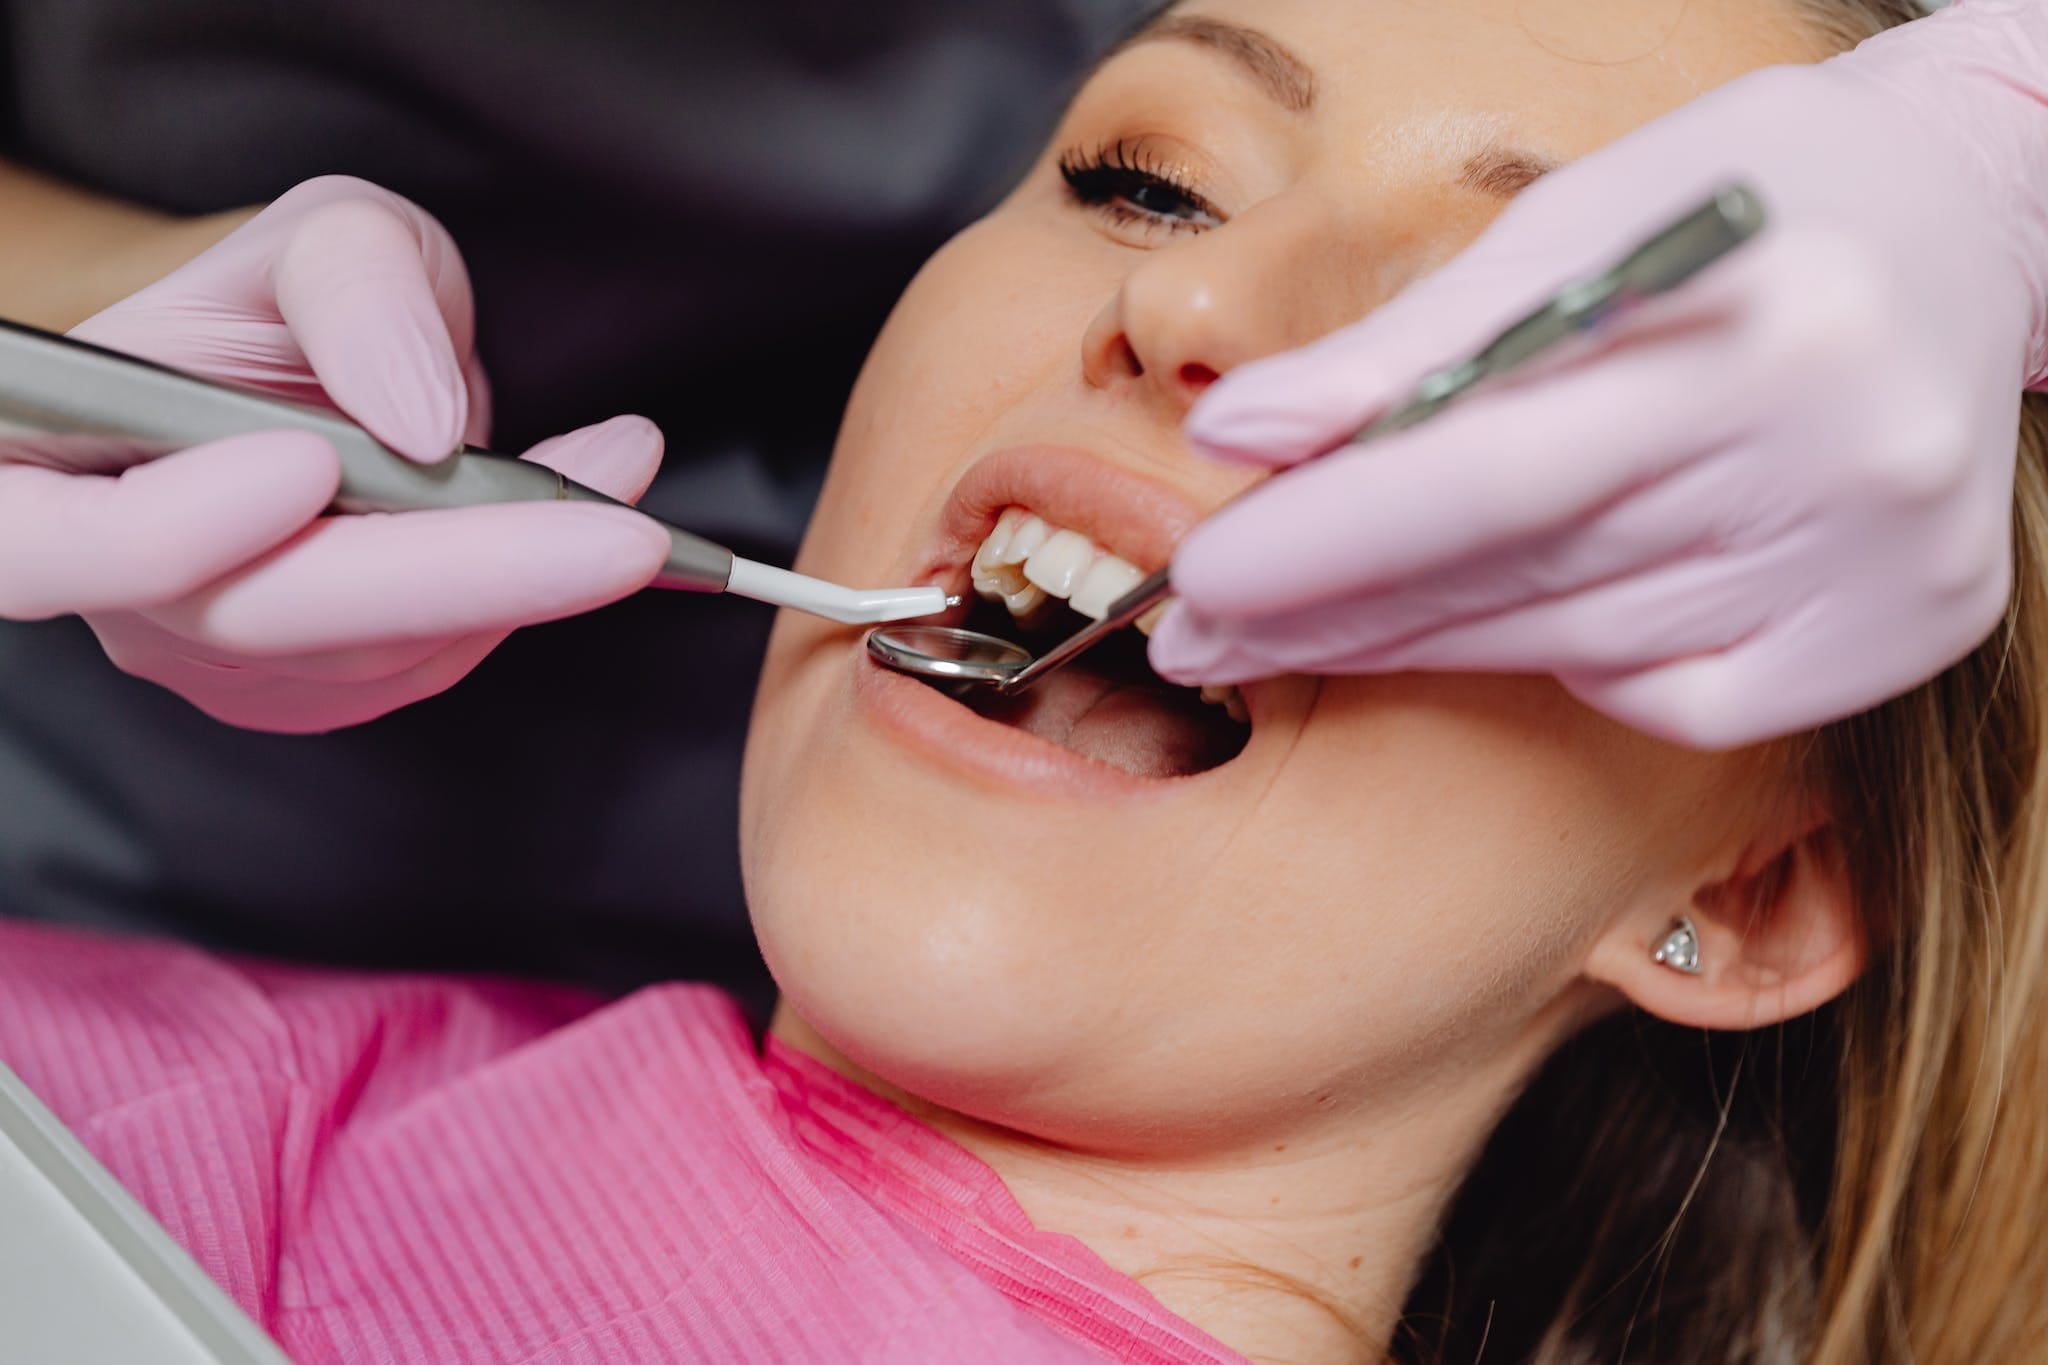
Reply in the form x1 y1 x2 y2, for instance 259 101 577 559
970 508 1245 722
972 509 1153 626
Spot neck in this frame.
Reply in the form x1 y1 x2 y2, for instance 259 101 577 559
771 1009 1537 1365
930 1117 1453 1363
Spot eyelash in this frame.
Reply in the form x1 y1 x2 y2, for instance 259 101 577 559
1057 140 1223 237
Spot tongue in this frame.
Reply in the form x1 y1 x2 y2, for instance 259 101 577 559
966 665 1234 779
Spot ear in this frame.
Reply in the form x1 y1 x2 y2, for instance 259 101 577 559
1584 811 1866 1032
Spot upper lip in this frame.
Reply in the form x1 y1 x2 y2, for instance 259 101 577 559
908 445 1208 605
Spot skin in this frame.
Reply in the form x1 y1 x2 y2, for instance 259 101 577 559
744 2 1863 1358
0 158 256 331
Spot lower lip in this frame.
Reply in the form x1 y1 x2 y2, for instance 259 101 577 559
852 643 1213 800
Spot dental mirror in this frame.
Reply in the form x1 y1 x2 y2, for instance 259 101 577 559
865 625 1037 687
867 184 1768 697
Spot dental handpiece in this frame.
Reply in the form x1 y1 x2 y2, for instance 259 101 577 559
0 318 949 627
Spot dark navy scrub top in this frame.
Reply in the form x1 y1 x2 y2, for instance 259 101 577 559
0 0 1148 992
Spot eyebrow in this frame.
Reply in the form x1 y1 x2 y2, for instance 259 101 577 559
1460 148 1560 198
1106 13 1560 200
1116 15 1318 114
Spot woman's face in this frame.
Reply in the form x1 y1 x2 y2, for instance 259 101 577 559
743 0 1826 1153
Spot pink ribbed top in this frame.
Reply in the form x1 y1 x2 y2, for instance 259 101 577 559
0 920 1245 1364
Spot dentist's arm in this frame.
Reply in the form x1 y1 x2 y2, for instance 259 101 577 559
1149 0 2048 750
0 157 256 329
0 175 670 733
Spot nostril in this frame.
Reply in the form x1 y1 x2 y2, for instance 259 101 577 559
1118 337 1146 379
1179 363 1220 391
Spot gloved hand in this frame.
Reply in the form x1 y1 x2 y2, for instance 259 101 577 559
0 175 671 733
1150 1 2048 749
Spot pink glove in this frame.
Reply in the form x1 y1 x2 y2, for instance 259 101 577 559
0 176 670 733
1150 0 2048 749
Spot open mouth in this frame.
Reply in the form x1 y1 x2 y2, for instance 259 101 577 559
919 506 1252 780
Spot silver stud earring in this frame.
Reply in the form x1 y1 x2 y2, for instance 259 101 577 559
1652 916 1704 975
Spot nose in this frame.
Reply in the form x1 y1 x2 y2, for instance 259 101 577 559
1080 196 1364 423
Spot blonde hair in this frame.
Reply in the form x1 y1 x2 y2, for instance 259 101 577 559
1807 392 2048 1361
1792 0 1927 48
1397 6 2048 1358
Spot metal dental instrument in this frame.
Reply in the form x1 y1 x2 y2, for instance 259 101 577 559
0 319 951 627
868 184 1769 693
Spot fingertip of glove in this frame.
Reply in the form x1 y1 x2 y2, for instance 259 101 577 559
276 200 471 462
1164 511 1276 618
1142 606 1204 683
549 503 674 585
353 313 471 462
1184 423 1323 469
1185 391 1332 466
586 412 666 467
1187 358 1394 466
1145 606 1270 688
418 503 670 620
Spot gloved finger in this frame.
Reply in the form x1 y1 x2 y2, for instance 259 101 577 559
271 194 475 462
1562 568 2012 753
1146 598 1354 687
341 631 506 721
94 608 453 688
269 631 503 733
69 177 487 449
114 176 476 351
1563 633 1975 752
1151 549 1769 705
1338 553 1768 678
97 614 506 735
167 418 665 670
1561 653 1817 753
1172 439 1782 679
518 414 665 505
144 499 671 657
0 432 339 620
68 307 314 406
1168 319 1739 623
1183 170 1737 468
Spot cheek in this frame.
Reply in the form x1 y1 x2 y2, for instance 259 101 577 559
793 211 1103 586
1119 681 1681 1071
1228 678 1665 1016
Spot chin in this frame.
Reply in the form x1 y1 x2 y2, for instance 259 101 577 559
744 720 1113 1105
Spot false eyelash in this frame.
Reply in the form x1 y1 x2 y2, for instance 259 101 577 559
1056 139 1221 234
